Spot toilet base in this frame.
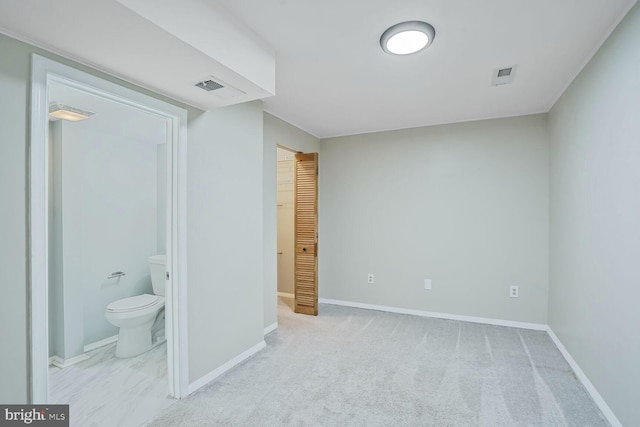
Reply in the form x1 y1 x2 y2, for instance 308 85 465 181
115 318 155 358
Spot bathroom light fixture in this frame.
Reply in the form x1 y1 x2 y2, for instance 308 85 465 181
48 103 95 121
380 21 435 55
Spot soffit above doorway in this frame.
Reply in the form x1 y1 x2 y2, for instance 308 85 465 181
0 0 275 111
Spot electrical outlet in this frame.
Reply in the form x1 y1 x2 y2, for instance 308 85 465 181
510 286 519 298
424 279 432 290
367 274 374 284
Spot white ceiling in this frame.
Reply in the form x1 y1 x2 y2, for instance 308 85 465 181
0 0 636 139
219 0 637 138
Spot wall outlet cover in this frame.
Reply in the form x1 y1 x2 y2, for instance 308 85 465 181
367 274 374 284
424 279 432 290
510 286 519 298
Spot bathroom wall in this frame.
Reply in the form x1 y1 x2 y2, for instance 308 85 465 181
157 145 167 254
276 148 295 294
49 83 166 357
48 122 64 358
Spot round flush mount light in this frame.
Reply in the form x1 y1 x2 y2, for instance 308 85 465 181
380 21 436 55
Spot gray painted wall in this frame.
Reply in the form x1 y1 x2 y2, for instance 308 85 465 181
320 115 550 324
0 33 265 401
187 102 265 382
263 113 320 328
548 3 640 426
0 33 34 403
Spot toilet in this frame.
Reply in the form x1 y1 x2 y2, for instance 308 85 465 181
105 255 166 358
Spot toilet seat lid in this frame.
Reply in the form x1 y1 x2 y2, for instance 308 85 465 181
106 294 160 313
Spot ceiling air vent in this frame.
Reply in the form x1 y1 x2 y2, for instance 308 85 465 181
195 79 224 92
193 76 246 99
492 65 517 86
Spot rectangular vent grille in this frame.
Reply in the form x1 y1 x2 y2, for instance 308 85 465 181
195 80 224 92
497 68 512 77
493 65 517 86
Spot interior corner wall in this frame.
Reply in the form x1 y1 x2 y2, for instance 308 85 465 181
0 32 267 401
263 113 320 328
319 115 549 324
548 3 640 426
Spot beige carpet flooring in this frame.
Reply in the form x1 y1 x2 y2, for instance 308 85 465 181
149 297 608 426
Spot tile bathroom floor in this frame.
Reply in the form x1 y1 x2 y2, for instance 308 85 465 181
49 341 175 427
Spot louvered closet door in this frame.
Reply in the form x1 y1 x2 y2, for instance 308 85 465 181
294 153 318 315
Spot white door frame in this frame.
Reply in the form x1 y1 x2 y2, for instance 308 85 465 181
29 54 189 402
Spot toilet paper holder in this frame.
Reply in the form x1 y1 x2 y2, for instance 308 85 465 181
107 271 126 279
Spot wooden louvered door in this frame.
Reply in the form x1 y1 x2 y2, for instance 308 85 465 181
294 153 318 315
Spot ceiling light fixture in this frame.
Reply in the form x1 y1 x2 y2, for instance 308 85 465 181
48 103 94 121
380 21 435 55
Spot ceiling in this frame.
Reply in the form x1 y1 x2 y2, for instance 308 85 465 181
219 0 636 138
0 0 275 111
0 1 636 139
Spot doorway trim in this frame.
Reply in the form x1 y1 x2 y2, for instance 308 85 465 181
29 54 189 402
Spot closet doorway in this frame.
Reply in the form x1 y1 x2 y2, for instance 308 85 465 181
277 147 296 309
276 146 318 315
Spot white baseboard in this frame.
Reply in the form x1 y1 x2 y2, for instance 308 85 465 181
48 354 90 369
264 322 278 336
318 298 547 331
546 327 622 427
84 335 118 353
188 340 266 395
277 292 294 298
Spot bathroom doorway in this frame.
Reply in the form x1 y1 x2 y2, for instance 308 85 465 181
46 81 175 423
29 55 188 411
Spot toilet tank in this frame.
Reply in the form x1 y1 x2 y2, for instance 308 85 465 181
148 255 166 296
